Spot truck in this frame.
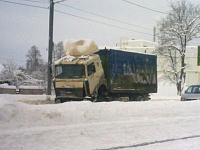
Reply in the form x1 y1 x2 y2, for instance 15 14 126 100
53 48 157 103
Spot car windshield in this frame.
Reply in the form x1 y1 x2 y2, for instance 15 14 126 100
186 86 200 94
55 65 85 79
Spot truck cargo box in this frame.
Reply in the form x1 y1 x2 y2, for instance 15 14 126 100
96 49 157 94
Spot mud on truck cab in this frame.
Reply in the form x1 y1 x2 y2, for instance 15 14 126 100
53 55 107 103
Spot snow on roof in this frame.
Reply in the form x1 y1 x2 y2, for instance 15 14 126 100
19 86 44 89
54 55 92 65
63 39 99 56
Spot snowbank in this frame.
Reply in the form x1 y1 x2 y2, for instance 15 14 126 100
150 80 184 100
1 95 200 150
0 83 16 89
63 39 99 56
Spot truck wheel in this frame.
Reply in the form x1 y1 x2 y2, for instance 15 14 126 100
137 96 145 101
129 96 135 101
97 95 103 102
97 85 108 102
55 99 61 103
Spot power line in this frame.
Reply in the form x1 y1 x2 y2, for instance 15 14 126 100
0 0 48 9
121 0 167 15
54 9 153 36
59 3 152 31
16 0 48 4
0 0 153 36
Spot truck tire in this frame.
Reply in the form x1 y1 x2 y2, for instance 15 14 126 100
55 98 65 103
97 85 108 102
129 96 135 101
97 95 105 102
55 99 61 103
137 95 145 101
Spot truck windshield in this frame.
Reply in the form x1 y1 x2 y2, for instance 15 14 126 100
55 65 85 79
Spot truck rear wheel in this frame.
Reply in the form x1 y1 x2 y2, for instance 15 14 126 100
137 95 145 101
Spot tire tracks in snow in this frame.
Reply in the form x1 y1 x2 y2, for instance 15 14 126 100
97 135 200 150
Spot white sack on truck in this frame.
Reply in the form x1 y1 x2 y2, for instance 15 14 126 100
63 39 99 56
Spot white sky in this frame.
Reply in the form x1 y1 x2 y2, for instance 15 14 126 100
0 0 200 66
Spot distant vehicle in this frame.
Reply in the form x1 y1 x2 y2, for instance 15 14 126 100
181 85 200 101
53 49 157 103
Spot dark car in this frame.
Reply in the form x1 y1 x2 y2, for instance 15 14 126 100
181 85 200 101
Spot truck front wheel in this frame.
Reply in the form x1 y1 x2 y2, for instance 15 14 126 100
97 85 108 102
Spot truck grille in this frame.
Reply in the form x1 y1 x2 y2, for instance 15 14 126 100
56 88 83 97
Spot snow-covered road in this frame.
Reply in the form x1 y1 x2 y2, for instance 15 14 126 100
0 95 200 150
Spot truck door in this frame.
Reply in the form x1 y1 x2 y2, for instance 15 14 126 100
87 62 98 95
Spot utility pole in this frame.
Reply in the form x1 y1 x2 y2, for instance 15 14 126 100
153 26 156 42
47 0 54 95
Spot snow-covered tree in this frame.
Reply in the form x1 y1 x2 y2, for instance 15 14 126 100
157 0 200 95
26 45 43 73
31 62 48 84
0 61 42 87
0 61 17 84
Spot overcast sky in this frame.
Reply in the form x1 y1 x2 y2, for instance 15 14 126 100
0 0 200 66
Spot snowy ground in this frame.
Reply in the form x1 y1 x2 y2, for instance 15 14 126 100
1 93 200 150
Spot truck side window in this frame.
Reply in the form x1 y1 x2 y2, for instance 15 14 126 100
87 63 96 76
56 65 62 76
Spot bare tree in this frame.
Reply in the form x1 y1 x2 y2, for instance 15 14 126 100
26 45 43 73
53 41 64 61
157 0 200 95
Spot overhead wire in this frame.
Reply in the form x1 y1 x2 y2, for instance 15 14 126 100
121 0 167 15
0 0 48 9
0 0 153 36
54 9 153 36
16 0 48 4
59 3 153 31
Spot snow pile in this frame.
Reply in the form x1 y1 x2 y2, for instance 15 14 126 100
19 86 43 89
151 81 180 100
0 84 16 89
55 55 91 64
1 95 200 150
63 39 99 56
55 55 76 63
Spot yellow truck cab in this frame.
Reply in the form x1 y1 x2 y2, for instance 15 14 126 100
53 54 107 103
